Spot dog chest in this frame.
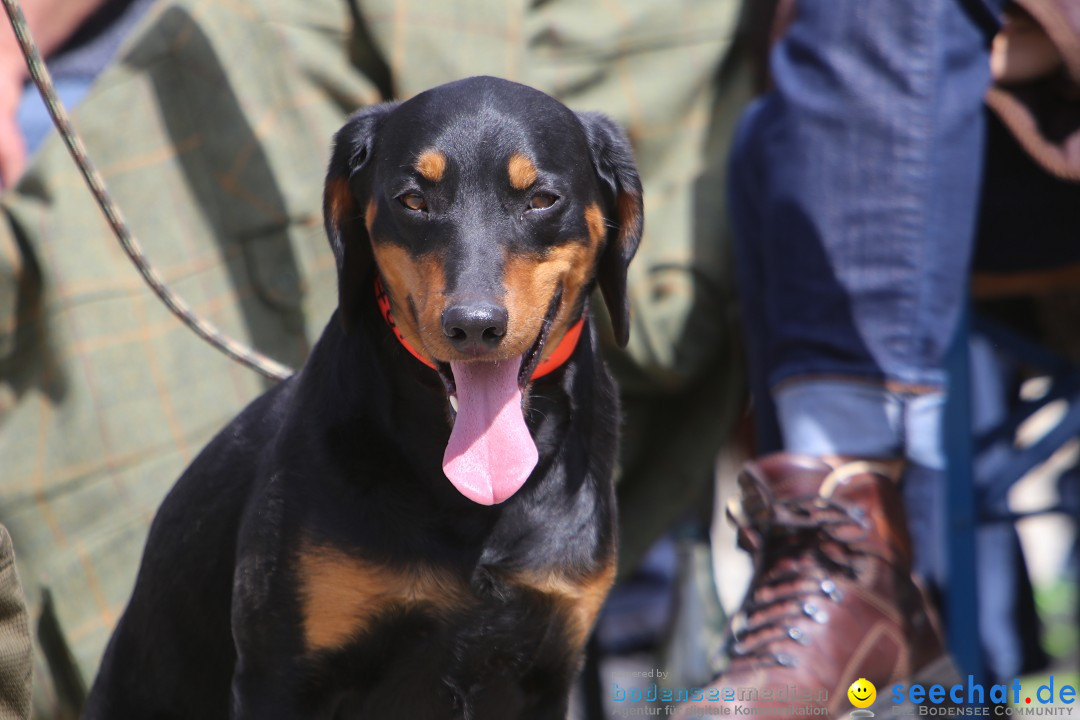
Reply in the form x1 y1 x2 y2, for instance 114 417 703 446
294 542 615 655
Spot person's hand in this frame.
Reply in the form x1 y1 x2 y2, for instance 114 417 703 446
0 65 27 189
991 7 1063 84
0 16 31 190
0 0 109 189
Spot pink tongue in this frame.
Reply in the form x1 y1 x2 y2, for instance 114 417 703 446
443 358 538 505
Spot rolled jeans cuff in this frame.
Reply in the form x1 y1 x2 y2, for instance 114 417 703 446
774 379 946 471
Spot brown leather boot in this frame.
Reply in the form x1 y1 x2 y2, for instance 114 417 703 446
678 454 946 717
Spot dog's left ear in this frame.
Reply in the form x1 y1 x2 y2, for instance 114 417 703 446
324 102 399 330
577 112 643 348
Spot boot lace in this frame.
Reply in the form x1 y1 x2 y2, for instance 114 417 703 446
724 494 878 670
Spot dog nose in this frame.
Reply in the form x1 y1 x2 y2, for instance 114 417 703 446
442 302 508 352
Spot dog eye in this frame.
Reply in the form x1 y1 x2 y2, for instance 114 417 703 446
529 193 558 211
399 193 428 212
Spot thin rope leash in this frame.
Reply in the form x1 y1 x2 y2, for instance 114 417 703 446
1 0 294 381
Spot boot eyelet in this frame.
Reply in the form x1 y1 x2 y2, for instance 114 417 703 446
848 507 870 528
803 602 829 624
820 579 844 602
787 626 810 645
774 651 799 668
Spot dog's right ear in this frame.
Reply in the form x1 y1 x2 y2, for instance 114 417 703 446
324 102 399 330
576 112 643 348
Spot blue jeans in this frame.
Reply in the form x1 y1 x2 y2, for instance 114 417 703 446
726 0 1050 681
730 0 1004 465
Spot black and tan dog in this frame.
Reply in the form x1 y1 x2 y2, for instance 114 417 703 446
83 76 642 719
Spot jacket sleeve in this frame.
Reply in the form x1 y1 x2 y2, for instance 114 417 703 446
0 525 31 720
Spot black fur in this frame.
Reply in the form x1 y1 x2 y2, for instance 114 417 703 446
83 76 643 720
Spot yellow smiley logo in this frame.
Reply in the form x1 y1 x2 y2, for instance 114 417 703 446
848 678 876 708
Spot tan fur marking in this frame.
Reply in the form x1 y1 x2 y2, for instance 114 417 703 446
297 544 472 653
584 203 606 246
617 191 642 246
370 200 606 366
370 244 448 361
507 153 538 190
415 149 447 182
373 237 600 366
364 197 377 235
327 178 356 226
511 559 617 649
503 238 601 364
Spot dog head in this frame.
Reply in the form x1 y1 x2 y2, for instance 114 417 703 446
323 76 642 504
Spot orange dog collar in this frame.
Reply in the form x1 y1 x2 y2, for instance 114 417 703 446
375 277 584 380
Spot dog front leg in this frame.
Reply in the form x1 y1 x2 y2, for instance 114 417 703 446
230 656 333 720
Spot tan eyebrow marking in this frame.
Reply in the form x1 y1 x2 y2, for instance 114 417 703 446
415 149 447 182
507 153 538 190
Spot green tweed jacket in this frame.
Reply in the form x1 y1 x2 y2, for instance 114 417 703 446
0 0 749 715
0 526 30 720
